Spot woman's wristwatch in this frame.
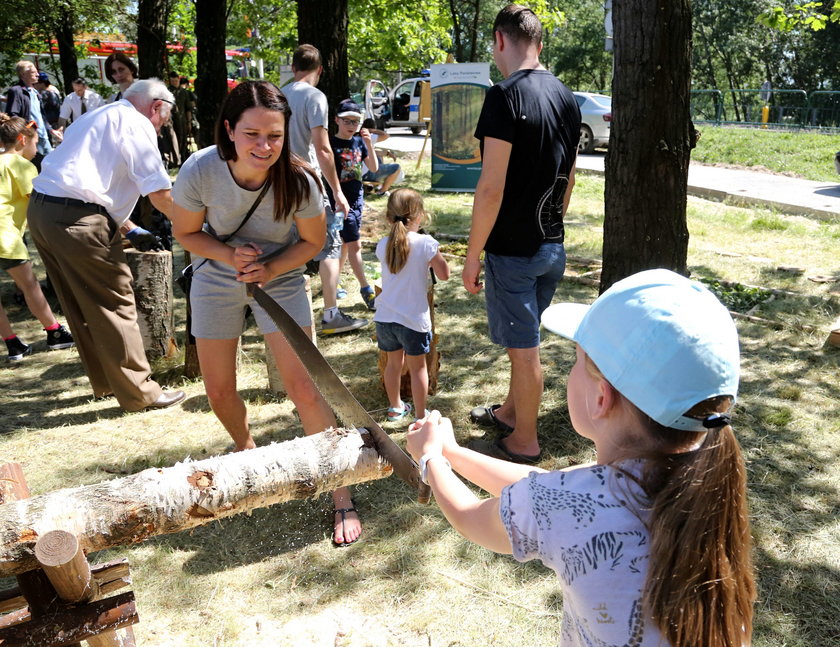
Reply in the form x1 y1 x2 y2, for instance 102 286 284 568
419 453 451 486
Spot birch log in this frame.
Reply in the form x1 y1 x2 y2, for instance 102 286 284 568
0 429 390 576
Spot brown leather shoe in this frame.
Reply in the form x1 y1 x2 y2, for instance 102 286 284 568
145 390 186 410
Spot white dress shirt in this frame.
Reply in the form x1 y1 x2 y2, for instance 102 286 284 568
34 100 171 225
59 90 104 122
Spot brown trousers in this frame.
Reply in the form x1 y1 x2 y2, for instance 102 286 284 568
27 195 162 411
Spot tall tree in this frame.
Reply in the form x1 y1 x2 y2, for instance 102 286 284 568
297 0 349 118
137 0 169 79
54 8 80 93
195 0 229 147
600 0 696 291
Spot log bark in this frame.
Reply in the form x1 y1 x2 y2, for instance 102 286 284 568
124 250 176 361
0 429 390 576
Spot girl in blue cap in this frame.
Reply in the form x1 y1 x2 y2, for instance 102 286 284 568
407 269 755 647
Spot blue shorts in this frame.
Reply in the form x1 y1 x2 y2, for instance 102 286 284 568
363 162 400 183
340 209 362 244
376 321 432 356
484 242 566 349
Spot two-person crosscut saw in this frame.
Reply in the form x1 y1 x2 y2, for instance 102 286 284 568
247 284 431 504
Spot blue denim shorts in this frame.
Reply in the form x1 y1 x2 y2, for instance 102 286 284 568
340 209 363 243
484 242 566 349
376 321 432 356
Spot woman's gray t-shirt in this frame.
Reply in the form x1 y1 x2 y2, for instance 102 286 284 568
172 145 323 264
172 145 325 338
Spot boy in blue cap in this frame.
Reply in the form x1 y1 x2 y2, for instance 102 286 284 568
327 99 379 311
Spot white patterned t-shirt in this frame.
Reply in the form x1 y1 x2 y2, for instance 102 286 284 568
500 462 667 647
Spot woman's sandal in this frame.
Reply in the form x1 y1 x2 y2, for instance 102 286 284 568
332 507 360 548
386 402 412 421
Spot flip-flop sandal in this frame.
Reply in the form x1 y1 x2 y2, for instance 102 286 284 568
332 507 360 548
386 402 412 421
493 436 542 465
469 404 514 434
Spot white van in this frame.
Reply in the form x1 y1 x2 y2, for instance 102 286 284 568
362 76 430 134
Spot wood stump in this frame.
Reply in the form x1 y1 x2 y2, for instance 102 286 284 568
375 280 440 398
124 249 177 361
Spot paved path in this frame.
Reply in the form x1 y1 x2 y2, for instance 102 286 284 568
380 131 840 218
576 153 840 219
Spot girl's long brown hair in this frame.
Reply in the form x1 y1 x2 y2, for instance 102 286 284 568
588 358 756 647
215 81 321 222
384 188 425 274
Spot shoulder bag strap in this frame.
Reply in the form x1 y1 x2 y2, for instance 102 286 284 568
192 177 273 273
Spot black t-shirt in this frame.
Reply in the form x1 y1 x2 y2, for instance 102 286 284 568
474 69 580 257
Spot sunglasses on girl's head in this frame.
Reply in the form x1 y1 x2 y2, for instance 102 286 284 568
25 120 37 130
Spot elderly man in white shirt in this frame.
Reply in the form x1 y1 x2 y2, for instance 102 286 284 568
26 79 185 413
57 78 104 128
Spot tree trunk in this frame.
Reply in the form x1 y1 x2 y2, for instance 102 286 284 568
600 0 694 291
195 0 229 148
55 10 79 94
0 429 391 576
297 0 349 122
124 249 177 361
137 0 169 80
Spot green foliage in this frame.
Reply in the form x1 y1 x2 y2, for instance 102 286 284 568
698 277 773 312
546 0 610 91
757 1 840 31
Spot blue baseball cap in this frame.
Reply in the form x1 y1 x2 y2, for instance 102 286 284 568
336 99 363 118
541 269 739 432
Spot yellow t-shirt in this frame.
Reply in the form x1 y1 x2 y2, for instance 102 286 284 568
0 154 38 260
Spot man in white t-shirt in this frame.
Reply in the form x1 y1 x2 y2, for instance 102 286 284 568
26 79 185 413
283 44 368 336
57 78 104 128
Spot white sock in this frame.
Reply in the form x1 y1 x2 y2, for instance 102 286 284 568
323 307 339 322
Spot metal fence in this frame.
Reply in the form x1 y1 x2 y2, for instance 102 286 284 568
691 89 840 131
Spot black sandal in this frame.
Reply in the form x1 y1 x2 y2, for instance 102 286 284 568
332 507 360 548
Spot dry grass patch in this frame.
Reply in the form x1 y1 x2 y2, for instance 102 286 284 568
1 165 838 646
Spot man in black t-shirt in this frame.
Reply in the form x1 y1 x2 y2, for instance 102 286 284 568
464 4 581 464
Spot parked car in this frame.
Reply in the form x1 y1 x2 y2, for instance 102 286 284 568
359 75 430 135
573 91 611 154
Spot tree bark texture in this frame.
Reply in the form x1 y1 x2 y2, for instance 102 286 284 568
124 250 176 361
600 0 694 292
195 0 229 148
0 429 391 576
297 0 349 124
55 10 79 94
137 0 169 80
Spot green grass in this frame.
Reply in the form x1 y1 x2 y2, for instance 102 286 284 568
1 160 839 646
692 126 839 182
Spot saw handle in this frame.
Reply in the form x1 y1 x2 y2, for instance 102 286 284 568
417 480 432 505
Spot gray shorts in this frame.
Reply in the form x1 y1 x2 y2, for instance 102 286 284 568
314 203 342 262
189 259 312 339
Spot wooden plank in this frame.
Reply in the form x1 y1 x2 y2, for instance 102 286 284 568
0 592 137 647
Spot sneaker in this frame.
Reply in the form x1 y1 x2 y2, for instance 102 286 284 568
320 311 369 335
361 289 376 311
336 285 348 300
46 324 75 350
5 337 32 362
